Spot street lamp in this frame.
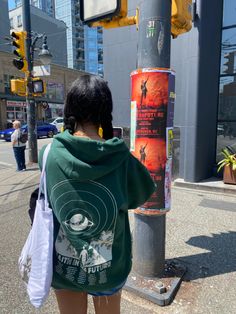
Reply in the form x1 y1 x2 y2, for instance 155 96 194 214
38 36 52 66
20 0 54 164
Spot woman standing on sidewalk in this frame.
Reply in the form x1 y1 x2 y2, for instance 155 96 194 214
11 120 26 171
39 75 155 314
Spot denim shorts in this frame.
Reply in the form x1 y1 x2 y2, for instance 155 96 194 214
88 280 126 297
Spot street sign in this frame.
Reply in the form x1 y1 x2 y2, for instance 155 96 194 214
32 65 50 77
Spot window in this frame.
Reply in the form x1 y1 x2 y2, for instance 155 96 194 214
15 0 22 8
223 0 236 27
216 0 236 161
10 18 13 29
3 74 15 93
6 101 27 123
17 15 22 27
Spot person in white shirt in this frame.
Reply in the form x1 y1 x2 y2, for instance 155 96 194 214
11 120 26 171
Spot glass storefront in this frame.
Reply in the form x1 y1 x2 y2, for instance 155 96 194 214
216 0 236 161
44 103 64 120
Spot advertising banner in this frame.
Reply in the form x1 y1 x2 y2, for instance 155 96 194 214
130 68 175 214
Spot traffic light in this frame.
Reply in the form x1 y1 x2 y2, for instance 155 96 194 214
11 31 28 72
223 52 235 74
171 0 192 38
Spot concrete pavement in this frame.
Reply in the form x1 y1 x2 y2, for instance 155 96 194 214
0 165 236 313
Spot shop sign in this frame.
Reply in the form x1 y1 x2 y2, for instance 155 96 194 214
7 100 26 108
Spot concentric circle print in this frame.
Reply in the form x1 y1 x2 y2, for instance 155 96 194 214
50 180 118 240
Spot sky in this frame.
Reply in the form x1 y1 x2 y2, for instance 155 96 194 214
8 0 15 10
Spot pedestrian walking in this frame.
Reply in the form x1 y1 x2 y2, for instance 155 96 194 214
11 120 26 171
39 75 155 314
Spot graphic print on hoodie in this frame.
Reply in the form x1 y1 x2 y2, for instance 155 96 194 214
52 179 118 285
39 130 155 292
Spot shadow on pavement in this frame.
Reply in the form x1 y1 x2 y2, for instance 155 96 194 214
25 167 39 171
171 231 236 281
0 183 38 198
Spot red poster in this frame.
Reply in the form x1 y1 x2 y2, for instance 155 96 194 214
130 68 175 214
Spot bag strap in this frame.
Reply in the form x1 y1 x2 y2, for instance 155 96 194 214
18 129 21 146
38 143 52 205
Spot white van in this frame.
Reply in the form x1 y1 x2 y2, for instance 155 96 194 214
47 117 64 132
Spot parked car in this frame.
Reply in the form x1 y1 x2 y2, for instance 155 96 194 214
47 117 64 132
2 121 58 142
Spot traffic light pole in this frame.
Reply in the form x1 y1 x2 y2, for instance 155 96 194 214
126 1 186 305
22 0 38 163
133 0 171 277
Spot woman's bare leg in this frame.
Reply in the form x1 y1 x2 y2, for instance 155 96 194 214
54 290 88 314
92 290 122 314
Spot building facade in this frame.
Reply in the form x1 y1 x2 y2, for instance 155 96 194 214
0 50 85 130
15 0 55 17
103 0 235 182
54 0 103 75
0 0 11 53
9 5 67 67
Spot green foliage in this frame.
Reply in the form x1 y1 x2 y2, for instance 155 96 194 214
217 148 236 173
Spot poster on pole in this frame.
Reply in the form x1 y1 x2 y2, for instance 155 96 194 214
130 68 175 214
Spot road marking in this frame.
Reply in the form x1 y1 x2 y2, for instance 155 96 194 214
0 161 14 167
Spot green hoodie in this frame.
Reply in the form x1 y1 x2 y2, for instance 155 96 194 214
39 130 155 292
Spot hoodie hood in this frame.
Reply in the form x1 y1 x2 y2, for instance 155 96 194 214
50 130 130 181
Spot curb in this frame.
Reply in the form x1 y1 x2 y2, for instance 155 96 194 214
173 178 236 196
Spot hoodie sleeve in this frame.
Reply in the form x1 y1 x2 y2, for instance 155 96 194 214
127 154 155 209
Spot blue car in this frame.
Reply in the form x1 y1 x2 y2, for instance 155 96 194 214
1 121 58 142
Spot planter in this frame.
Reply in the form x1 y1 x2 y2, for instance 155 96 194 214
223 165 236 185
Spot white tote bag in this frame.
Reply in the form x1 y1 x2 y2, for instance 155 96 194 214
18 143 53 308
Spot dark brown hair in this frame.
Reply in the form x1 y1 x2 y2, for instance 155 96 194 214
64 75 113 140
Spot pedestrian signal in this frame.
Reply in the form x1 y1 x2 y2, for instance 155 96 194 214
11 31 28 72
79 0 137 29
32 78 46 95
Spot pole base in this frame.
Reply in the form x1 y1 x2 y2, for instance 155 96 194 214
124 260 187 306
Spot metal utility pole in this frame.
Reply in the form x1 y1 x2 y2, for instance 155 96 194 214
132 0 171 277
22 0 38 163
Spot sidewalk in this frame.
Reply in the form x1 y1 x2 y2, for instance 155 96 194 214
0 168 236 314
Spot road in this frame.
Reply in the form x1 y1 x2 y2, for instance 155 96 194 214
0 137 52 169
